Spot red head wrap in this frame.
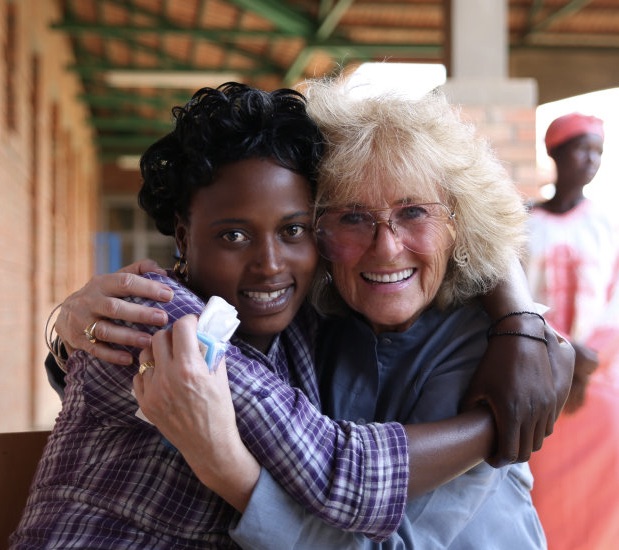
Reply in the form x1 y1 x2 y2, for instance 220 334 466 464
545 113 604 154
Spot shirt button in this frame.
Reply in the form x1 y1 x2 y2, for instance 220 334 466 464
258 388 270 398
381 337 392 345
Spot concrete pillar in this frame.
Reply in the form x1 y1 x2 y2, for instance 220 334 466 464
443 0 537 107
441 0 541 199
451 0 507 78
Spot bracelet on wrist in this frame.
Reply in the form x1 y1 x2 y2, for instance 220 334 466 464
45 302 68 372
487 310 545 340
490 310 545 328
487 330 548 346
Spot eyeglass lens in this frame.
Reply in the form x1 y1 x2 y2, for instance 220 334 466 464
315 203 456 262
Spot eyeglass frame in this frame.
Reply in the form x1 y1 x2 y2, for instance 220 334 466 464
313 202 457 260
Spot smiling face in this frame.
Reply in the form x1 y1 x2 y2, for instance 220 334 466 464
176 157 318 352
330 186 452 334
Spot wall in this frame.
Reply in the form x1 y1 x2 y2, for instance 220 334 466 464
511 50 619 105
0 0 99 431
463 105 541 201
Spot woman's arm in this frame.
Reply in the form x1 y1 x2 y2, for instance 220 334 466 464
133 312 498 540
134 317 261 513
469 254 574 466
49 268 572 539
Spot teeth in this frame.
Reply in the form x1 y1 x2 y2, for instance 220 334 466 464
244 288 287 302
362 268 413 283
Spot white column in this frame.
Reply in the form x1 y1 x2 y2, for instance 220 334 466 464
452 0 507 78
442 0 537 106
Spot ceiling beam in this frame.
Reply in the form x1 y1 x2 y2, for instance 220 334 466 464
528 0 594 33
226 0 315 35
68 63 271 78
51 21 299 39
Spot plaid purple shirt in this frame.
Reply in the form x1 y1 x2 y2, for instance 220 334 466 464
11 274 408 549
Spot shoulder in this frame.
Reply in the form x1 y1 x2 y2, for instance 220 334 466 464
125 272 206 324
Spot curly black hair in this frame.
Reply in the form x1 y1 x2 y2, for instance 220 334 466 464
138 82 324 236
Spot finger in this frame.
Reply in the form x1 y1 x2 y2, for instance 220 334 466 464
118 259 166 277
56 276 170 347
98 273 174 305
137 347 157 392
516 420 535 463
150 327 175 376
139 346 155 365
88 319 155 349
171 315 202 362
488 407 519 468
133 373 145 399
546 326 575 417
530 402 553 452
85 343 135 366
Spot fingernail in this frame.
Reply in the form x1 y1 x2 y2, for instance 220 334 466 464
119 353 134 366
158 289 174 302
137 336 152 348
152 311 167 325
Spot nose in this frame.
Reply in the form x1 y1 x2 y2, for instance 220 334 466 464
371 221 404 257
252 237 284 275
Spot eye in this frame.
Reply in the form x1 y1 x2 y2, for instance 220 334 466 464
399 205 430 222
338 211 372 226
221 230 249 244
282 223 309 239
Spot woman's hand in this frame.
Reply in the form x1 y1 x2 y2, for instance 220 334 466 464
55 259 173 365
470 256 574 466
463 322 574 467
133 315 260 512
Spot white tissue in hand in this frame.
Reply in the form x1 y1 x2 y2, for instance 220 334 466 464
135 296 240 424
197 296 240 371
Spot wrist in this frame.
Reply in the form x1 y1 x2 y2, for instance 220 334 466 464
487 311 547 345
188 437 259 512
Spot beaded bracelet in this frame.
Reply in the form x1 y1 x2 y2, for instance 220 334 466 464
490 310 546 329
486 310 547 346
488 330 548 346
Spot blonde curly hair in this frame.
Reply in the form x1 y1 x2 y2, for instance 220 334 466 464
303 75 527 312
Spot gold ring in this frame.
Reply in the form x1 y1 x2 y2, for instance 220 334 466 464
83 321 99 344
139 360 155 375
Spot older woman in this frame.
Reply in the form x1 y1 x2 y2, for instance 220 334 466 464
14 82 549 550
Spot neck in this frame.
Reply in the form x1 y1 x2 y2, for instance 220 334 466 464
542 187 585 214
237 332 275 354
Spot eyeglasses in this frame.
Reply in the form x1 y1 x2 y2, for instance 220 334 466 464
314 203 456 262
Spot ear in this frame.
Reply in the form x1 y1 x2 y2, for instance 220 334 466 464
174 214 188 257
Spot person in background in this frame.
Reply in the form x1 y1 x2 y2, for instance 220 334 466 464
526 112 619 550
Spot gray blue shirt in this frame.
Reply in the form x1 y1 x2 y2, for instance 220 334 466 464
231 302 546 549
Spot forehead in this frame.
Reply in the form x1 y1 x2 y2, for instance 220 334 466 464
564 133 604 151
205 158 312 207
328 174 444 208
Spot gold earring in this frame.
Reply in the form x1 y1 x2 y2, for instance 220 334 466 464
173 255 189 282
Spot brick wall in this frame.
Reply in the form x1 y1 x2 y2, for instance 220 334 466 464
0 0 99 431
459 104 544 203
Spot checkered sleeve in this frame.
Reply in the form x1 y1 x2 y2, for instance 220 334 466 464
225 348 409 541
126 274 409 540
